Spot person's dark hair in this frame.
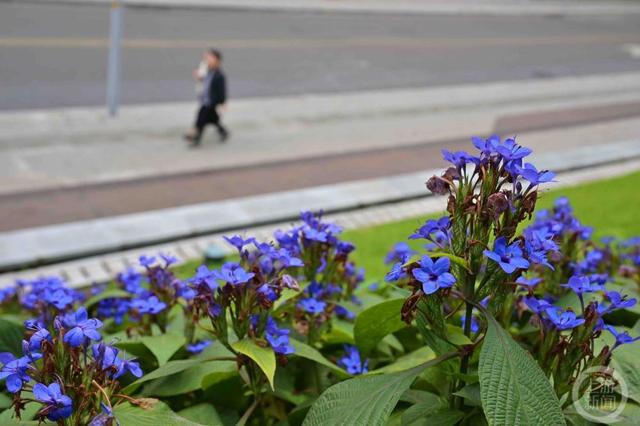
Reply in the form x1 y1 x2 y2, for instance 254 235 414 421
209 49 222 61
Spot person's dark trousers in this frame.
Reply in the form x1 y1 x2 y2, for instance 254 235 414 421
194 105 228 143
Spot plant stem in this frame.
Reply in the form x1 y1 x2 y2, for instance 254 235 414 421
236 399 259 426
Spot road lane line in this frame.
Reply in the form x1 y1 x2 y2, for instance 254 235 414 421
0 34 639 49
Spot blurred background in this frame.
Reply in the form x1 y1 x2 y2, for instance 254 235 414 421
1 0 640 284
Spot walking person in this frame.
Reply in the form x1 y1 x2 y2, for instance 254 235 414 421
184 49 229 146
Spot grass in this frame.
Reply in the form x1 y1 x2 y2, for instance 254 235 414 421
175 170 640 283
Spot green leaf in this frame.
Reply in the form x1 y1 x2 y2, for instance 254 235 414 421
123 359 202 393
453 383 481 407
140 333 186 366
479 314 565 426
323 319 354 344
177 404 223 426
84 288 131 309
290 338 347 377
232 339 276 390
0 318 25 355
0 401 40 424
445 324 473 346
113 400 205 426
303 353 458 426
354 298 405 354
0 393 12 410
400 391 442 425
402 405 464 426
143 360 236 396
372 346 434 374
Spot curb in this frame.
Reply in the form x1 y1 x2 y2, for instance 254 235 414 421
1 140 639 272
2 156 640 288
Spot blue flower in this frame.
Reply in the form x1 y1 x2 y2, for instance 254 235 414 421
338 345 368 375
118 268 144 295
88 403 115 426
298 298 326 315
212 263 255 285
33 382 73 421
385 242 416 265
0 287 16 304
189 265 218 291
264 317 294 355
62 307 103 347
116 358 143 378
598 291 637 315
337 241 356 256
302 227 328 243
130 295 167 315
472 135 500 157
385 262 406 282
0 353 31 393
186 340 213 354
92 344 142 379
523 296 552 315
42 288 75 310
335 305 355 321
495 138 532 161
257 284 278 302
159 252 178 267
517 163 555 185
139 255 157 268
409 217 450 248
606 325 640 350
561 275 603 296
442 150 479 169
545 307 585 330
97 298 130 325
273 248 304 268
484 237 530 274
516 276 541 290
411 256 456 295
28 327 51 353
224 235 255 252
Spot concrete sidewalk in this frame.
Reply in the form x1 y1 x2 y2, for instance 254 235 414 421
2 71 640 195
17 0 640 16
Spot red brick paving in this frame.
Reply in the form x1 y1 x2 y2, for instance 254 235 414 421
1 100 639 232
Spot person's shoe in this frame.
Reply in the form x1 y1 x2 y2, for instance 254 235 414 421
183 134 201 147
219 130 229 143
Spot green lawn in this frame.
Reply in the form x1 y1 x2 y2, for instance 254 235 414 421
176 170 640 283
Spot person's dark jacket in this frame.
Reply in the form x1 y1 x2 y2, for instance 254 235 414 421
206 70 226 106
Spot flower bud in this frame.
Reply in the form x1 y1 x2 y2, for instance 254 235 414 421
442 167 459 182
426 175 449 195
487 192 509 218
522 190 538 215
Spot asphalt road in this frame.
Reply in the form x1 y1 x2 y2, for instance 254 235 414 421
1 2 640 110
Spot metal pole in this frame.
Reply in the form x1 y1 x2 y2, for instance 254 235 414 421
106 1 123 117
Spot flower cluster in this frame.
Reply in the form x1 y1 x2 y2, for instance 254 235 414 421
392 135 556 325
389 135 639 403
0 277 84 325
95 253 186 334
276 211 364 340
0 307 142 424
